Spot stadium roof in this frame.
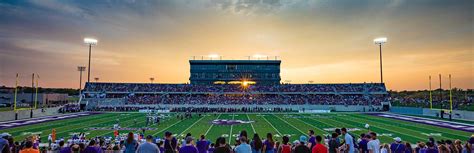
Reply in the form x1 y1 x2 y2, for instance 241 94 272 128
189 60 281 64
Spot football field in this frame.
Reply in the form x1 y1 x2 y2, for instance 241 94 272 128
0 112 472 144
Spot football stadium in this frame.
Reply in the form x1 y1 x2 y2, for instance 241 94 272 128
0 58 473 153
0 1 473 153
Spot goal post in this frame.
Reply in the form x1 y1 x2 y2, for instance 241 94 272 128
428 74 453 115
12 73 40 112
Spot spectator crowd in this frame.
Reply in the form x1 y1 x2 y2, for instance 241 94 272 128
1 126 472 153
84 83 387 93
83 83 388 106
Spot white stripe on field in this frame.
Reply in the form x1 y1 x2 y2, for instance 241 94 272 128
273 114 306 135
247 114 256 134
260 114 282 136
178 116 206 137
152 119 185 136
97 115 147 137
229 114 235 143
205 114 222 135
293 114 329 134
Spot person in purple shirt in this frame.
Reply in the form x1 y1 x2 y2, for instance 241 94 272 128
196 135 209 153
179 136 198 153
263 133 275 153
358 134 369 153
208 143 215 153
158 140 165 153
307 130 316 149
390 137 406 153
425 142 438 153
58 141 71 153
82 140 101 153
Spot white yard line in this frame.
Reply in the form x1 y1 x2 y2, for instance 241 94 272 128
247 114 256 133
59 114 139 137
324 115 428 141
205 114 221 135
273 114 306 135
134 116 173 133
293 115 329 134
365 115 468 138
178 116 206 137
345 115 456 140
96 115 148 137
229 114 235 143
152 119 185 136
260 114 283 136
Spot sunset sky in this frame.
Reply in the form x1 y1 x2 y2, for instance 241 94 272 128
0 0 472 91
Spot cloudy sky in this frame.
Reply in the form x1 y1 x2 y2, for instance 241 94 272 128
0 0 472 90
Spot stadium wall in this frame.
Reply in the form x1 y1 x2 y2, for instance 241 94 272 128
0 107 61 121
390 106 474 120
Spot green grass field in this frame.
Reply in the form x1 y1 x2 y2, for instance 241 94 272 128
0 112 471 145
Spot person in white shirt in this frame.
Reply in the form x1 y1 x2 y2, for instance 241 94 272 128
48 134 53 147
137 135 160 153
342 128 355 153
367 132 380 153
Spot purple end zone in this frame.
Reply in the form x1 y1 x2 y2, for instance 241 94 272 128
0 112 102 130
367 113 474 133
210 119 254 125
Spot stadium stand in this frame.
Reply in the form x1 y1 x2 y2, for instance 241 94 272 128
82 83 388 107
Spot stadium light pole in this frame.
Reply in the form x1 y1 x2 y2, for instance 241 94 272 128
373 37 387 83
253 54 267 60
208 54 220 60
77 66 86 98
84 38 98 83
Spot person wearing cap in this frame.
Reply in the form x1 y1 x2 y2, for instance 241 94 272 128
292 140 300 151
235 137 251 153
137 135 160 153
390 137 406 153
182 133 192 147
179 136 198 153
0 133 9 153
294 136 310 153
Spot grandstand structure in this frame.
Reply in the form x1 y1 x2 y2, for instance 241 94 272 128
190 60 281 85
81 60 389 111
